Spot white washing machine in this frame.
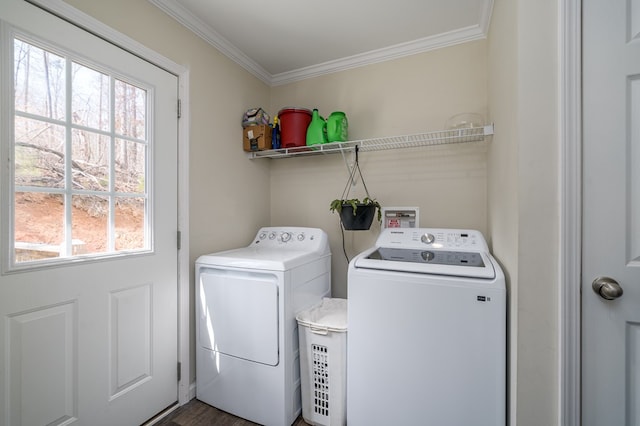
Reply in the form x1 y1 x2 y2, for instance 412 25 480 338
195 227 331 426
347 228 506 426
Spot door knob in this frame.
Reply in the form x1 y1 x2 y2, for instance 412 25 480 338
592 276 624 300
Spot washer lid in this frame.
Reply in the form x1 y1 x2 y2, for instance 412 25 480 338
352 228 496 279
353 246 496 279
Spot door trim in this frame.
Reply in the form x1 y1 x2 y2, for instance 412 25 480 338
559 0 581 425
26 0 193 405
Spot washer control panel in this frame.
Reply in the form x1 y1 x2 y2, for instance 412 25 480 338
251 227 328 252
377 228 489 252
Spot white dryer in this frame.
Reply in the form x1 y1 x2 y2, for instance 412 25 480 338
195 227 331 426
347 228 506 426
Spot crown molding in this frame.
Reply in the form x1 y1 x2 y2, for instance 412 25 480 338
271 24 487 86
148 0 272 85
149 0 490 87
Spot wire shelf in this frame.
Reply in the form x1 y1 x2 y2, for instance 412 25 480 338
247 124 493 159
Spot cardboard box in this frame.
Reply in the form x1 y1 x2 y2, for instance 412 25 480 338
243 125 272 151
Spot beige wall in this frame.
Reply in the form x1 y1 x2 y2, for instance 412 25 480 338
62 0 273 385
488 0 560 425
270 41 489 297
515 0 559 423
488 0 520 423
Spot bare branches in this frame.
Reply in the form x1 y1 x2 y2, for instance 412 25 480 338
16 141 85 171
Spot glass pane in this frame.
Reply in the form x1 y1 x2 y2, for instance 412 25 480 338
71 129 109 191
15 116 65 188
71 63 110 131
11 37 154 266
14 192 64 262
14 39 65 119
114 80 146 139
72 194 108 255
115 139 145 193
115 197 145 251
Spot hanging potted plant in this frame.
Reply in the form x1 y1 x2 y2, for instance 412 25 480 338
330 197 381 230
329 147 381 231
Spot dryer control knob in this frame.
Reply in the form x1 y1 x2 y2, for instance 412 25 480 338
269 232 277 240
421 233 435 244
281 232 292 242
297 233 305 241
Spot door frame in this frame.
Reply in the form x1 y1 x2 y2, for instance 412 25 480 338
26 0 192 405
559 0 581 425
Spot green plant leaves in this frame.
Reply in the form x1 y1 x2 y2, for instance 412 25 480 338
329 197 381 222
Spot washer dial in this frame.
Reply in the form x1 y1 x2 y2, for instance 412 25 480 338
421 233 435 244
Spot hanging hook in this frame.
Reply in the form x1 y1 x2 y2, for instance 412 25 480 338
350 145 360 187
340 144 371 200
340 146 359 187
349 145 360 187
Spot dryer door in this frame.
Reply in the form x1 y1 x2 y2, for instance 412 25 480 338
199 268 279 366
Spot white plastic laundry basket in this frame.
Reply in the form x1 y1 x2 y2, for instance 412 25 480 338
296 298 347 426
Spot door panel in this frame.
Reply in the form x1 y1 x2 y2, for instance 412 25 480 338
7 302 76 426
199 269 279 366
110 283 152 399
582 0 640 424
0 1 179 425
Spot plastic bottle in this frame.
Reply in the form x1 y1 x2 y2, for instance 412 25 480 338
271 115 281 149
306 109 328 146
327 111 348 142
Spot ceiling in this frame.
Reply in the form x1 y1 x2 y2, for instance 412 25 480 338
149 0 494 86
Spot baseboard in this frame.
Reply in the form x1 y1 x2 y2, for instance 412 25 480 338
188 380 197 402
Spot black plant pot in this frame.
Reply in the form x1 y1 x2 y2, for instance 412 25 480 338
339 204 376 230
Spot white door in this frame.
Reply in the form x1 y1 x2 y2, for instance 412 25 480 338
582 0 640 424
0 1 179 425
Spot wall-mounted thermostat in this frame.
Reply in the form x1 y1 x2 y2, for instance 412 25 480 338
381 207 419 229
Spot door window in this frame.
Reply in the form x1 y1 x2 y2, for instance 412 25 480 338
9 35 151 268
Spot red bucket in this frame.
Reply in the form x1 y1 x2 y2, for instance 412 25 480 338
278 108 312 148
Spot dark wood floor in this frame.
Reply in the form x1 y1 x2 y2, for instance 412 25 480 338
154 399 311 426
